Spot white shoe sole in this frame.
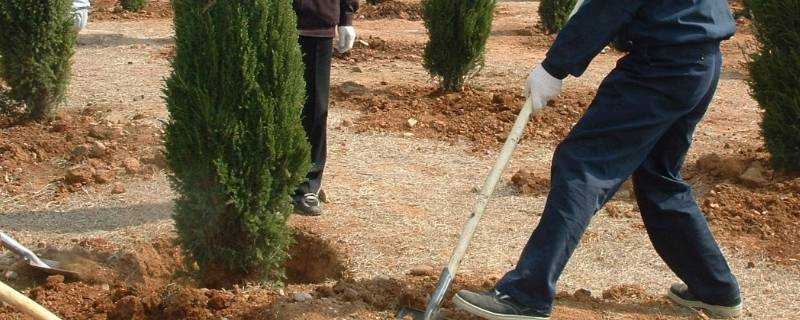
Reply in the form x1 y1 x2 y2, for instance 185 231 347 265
452 294 549 320
667 290 742 318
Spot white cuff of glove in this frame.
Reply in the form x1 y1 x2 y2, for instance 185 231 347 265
73 9 89 32
524 64 563 109
337 26 356 53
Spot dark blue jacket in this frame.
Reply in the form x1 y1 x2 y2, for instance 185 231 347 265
542 0 736 79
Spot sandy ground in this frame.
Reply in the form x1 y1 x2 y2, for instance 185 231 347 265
1 1 797 319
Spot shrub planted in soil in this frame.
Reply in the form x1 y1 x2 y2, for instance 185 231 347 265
0 0 76 120
165 0 310 287
538 0 577 34
422 0 495 92
747 0 800 171
120 0 149 12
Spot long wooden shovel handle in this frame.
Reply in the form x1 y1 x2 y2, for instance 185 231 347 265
422 98 541 319
0 280 62 320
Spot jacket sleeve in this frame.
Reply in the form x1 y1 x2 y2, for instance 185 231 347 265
339 0 359 26
541 0 645 79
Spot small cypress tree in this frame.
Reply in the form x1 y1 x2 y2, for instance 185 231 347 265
748 0 800 171
165 0 311 287
539 0 577 34
120 0 149 12
422 0 496 92
0 0 76 120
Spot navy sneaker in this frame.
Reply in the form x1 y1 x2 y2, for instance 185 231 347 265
667 283 742 318
453 289 549 320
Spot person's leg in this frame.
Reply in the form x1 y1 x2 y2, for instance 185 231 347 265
489 45 722 316
295 36 333 204
633 50 741 310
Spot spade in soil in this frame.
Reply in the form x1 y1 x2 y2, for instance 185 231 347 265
0 232 79 278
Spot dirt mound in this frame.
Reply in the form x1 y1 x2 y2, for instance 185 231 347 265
335 84 594 150
0 230 356 319
701 176 800 266
90 0 173 21
358 0 423 20
334 35 423 63
511 169 550 195
0 107 164 199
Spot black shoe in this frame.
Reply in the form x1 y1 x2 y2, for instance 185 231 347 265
453 289 549 320
667 283 742 318
293 193 323 216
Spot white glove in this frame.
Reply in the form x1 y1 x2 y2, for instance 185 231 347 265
524 64 563 109
336 26 356 53
72 0 91 32
73 9 89 32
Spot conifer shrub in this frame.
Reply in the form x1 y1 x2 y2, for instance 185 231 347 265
164 0 311 287
538 0 576 34
747 0 800 171
0 0 76 120
422 0 496 92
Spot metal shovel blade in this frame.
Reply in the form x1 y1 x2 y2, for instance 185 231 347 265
0 232 80 277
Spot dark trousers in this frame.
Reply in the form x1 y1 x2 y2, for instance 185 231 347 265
295 36 333 199
496 42 740 315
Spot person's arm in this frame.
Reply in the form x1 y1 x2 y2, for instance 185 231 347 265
541 0 645 79
339 0 359 27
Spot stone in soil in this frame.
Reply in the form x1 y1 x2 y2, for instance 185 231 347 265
111 183 126 194
65 165 94 184
94 169 115 184
123 157 142 174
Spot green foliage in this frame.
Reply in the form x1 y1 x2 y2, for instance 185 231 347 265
748 0 800 171
0 0 76 120
538 0 577 34
422 0 496 92
121 0 149 12
165 0 311 287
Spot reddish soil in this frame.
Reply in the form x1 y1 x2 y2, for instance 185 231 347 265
0 230 357 320
0 107 164 199
511 169 550 196
90 0 173 21
661 149 800 267
357 0 423 21
334 35 423 63
336 83 594 150
701 174 800 266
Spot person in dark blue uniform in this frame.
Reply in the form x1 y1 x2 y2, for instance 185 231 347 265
452 0 742 319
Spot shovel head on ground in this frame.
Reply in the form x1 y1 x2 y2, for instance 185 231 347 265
0 232 79 278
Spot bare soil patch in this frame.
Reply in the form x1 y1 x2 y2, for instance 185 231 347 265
90 0 173 21
335 83 594 150
701 173 800 266
0 230 357 319
0 107 164 201
334 35 423 63
357 0 423 21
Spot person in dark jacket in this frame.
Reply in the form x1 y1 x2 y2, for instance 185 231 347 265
292 0 359 215
452 0 742 319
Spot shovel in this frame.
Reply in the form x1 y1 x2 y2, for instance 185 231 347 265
396 98 542 320
0 232 79 278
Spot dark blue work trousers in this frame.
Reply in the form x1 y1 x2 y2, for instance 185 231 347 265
496 42 740 315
